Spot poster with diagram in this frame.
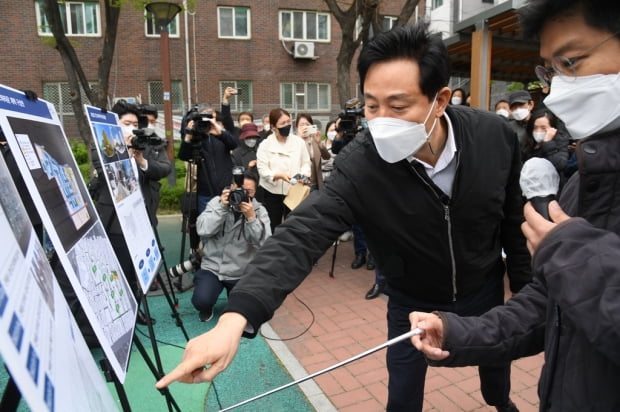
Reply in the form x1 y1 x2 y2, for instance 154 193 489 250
0 144 119 411
84 105 162 293
0 84 136 383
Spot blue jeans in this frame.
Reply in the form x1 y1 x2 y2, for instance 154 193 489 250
191 269 238 313
385 273 510 411
197 195 214 215
352 224 367 256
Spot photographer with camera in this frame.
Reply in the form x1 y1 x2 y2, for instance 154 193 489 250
191 169 270 322
178 105 238 215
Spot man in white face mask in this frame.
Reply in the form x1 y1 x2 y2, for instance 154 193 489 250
409 1 620 410
155 23 531 412
508 90 535 145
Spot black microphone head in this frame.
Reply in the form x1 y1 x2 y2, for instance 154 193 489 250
520 157 560 200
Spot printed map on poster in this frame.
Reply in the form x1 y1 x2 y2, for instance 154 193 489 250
0 148 118 411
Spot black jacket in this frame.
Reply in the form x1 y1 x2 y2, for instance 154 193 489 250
138 143 171 226
225 105 531 334
436 127 620 411
178 130 237 198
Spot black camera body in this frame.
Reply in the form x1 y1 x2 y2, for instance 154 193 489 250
188 111 214 136
229 166 248 211
129 128 164 150
229 188 250 211
337 98 365 140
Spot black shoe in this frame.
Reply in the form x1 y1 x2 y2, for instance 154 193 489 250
149 281 160 292
351 254 366 269
366 254 376 270
199 309 213 322
496 400 519 412
365 283 384 300
136 310 156 325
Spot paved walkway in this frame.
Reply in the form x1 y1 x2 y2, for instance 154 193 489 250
265 240 543 412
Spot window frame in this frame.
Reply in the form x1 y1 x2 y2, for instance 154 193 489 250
279 10 331 42
36 1 101 37
145 11 180 38
219 81 253 113
148 80 185 113
280 82 331 112
217 6 251 39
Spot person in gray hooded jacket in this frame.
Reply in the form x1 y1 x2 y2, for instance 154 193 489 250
191 171 270 322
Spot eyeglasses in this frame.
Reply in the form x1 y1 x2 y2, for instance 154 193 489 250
534 31 620 88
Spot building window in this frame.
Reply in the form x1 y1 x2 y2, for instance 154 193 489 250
218 7 250 39
219 81 253 113
36 1 101 36
356 15 398 40
281 82 330 112
145 11 180 37
148 81 184 113
432 0 444 9
280 10 330 41
43 82 98 115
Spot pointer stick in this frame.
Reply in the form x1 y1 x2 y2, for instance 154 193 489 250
218 328 424 412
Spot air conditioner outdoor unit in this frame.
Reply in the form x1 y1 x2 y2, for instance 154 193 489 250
293 41 316 59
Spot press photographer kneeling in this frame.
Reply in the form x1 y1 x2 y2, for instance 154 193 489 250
191 168 271 322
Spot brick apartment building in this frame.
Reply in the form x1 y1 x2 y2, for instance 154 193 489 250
0 1 427 139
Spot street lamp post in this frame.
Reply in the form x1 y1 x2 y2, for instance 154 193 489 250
146 2 182 186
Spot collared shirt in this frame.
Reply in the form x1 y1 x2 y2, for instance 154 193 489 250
408 113 457 197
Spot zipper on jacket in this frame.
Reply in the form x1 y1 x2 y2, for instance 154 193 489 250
409 161 458 300
443 203 458 301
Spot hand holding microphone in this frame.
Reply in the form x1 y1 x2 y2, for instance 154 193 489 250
519 158 570 253
519 158 560 220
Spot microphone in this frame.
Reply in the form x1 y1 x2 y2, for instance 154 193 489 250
519 158 560 221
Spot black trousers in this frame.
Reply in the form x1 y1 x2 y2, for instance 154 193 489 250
261 189 289 234
385 273 511 411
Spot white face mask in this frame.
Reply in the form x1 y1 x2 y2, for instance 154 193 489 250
263 124 270 132
245 138 258 148
496 109 509 118
532 131 546 143
451 96 462 105
511 107 530 121
121 126 134 137
367 95 438 163
544 72 620 139
327 131 337 141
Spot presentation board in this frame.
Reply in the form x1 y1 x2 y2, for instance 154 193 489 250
84 105 162 294
0 151 118 411
0 85 137 382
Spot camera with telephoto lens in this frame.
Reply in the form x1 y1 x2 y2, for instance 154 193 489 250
337 98 365 140
228 166 249 212
168 251 202 278
128 128 164 151
188 110 214 137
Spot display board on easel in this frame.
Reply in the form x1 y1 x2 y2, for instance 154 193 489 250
0 150 118 411
84 105 162 293
0 85 137 383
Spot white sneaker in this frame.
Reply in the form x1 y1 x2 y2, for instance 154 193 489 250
339 231 353 242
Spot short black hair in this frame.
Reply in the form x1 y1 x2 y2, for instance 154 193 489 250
357 22 450 100
494 99 509 110
526 108 559 137
519 0 620 38
295 113 314 129
111 99 139 118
